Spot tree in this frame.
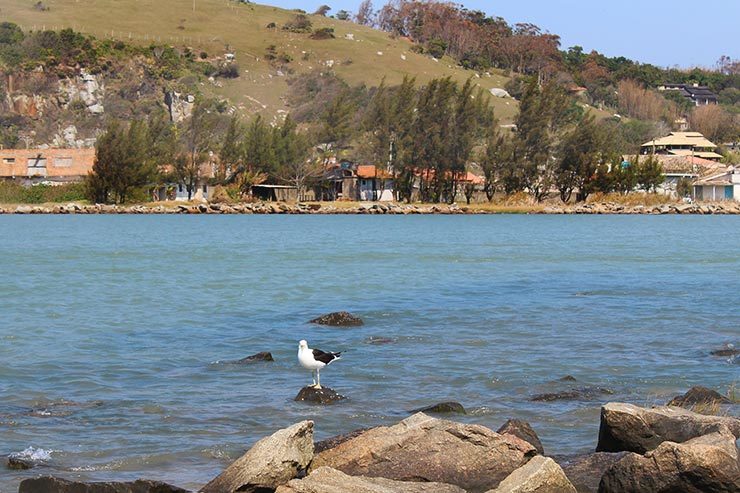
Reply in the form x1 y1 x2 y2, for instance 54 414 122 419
556 115 611 202
318 89 357 147
85 120 157 204
176 101 219 200
218 115 243 182
689 105 738 144
355 0 375 26
480 124 509 201
313 5 331 16
336 10 351 21
635 154 663 192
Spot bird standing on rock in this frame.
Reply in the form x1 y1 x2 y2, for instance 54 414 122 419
298 340 341 389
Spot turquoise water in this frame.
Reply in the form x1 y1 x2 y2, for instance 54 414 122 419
0 215 738 491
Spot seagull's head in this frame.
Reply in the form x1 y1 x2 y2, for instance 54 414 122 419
299 339 308 349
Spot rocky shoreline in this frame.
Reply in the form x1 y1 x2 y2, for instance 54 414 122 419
3 201 740 215
14 397 740 493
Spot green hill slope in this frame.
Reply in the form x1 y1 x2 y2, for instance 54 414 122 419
2 0 517 121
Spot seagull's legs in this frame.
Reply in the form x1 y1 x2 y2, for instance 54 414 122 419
311 370 317 387
316 368 322 389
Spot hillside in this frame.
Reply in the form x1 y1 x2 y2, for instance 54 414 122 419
1 0 518 122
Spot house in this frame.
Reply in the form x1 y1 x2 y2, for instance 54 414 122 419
693 166 740 201
658 83 718 106
356 164 394 201
0 147 95 185
251 184 314 202
640 132 723 161
623 154 724 196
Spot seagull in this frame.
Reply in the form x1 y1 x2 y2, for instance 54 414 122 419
298 340 341 389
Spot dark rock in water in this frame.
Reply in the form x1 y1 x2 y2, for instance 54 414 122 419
710 344 739 357
314 428 373 454
309 312 364 327
559 375 577 382
410 402 466 414
531 386 614 402
7 456 34 470
496 419 544 455
295 386 346 404
667 386 731 408
596 402 740 454
556 452 626 493
19 477 189 493
598 426 739 493
235 352 274 363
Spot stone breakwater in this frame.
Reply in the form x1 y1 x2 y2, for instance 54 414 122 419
3 201 740 215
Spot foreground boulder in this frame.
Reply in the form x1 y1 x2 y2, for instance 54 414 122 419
275 466 466 493
308 312 364 327
294 386 345 404
666 386 730 408
410 401 466 414
599 426 740 492
200 421 314 493
557 452 627 493
596 402 740 453
19 477 188 493
488 456 577 493
310 412 536 492
497 419 544 455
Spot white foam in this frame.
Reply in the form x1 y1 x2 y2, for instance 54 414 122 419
10 446 53 463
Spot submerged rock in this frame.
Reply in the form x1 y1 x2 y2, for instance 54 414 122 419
559 375 578 382
7 456 34 470
294 386 346 404
556 452 626 493
308 312 364 327
531 387 613 402
235 352 274 363
200 420 314 493
276 466 466 493
596 402 740 454
410 401 466 414
497 419 544 455
19 477 189 493
667 386 731 408
710 344 739 357
488 456 577 493
311 412 536 492
599 426 740 493
364 336 395 345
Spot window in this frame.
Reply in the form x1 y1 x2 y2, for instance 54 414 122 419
2 158 15 164
202 184 208 193
178 184 183 192
54 157 73 167
27 157 47 168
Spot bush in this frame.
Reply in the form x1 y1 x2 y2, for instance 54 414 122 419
310 27 335 40
313 5 331 16
426 39 447 59
199 51 208 59
0 181 87 204
217 63 240 78
283 14 312 33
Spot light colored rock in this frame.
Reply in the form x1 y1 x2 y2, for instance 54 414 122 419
596 402 740 453
276 466 466 493
599 426 740 493
311 412 536 493
165 91 194 123
199 420 314 493
490 88 511 98
489 456 577 493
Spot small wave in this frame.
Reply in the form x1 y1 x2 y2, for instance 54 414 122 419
9 446 53 463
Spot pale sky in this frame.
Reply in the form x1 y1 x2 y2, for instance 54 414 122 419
269 0 738 68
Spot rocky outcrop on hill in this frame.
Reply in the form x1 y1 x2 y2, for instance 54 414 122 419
276 467 466 493
310 412 537 493
199 420 314 493
596 402 740 454
487 456 577 493
599 425 740 493
18 477 188 493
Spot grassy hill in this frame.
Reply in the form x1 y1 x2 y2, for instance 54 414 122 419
2 0 519 121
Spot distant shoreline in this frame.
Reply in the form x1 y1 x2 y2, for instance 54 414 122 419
2 201 740 215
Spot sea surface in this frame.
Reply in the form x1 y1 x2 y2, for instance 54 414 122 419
0 214 738 491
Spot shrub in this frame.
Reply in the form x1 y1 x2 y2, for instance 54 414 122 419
199 51 208 59
426 38 447 59
217 63 240 78
310 27 335 40
410 44 424 54
313 5 331 16
283 14 312 33
0 181 86 204
266 22 277 29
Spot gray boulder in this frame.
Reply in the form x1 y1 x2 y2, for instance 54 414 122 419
599 426 740 492
295 386 345 404
275 466 466 493
19 477 188 493
410 401 466 414
557 452 627 493
487 456 577 493
596 402 740 453
235 352 274 363
310 412 537 493
308 312 364 326
497 419 545 455
200 420 314 493
666 386 731 407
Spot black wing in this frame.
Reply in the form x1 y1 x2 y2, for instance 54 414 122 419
312 348 341 364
